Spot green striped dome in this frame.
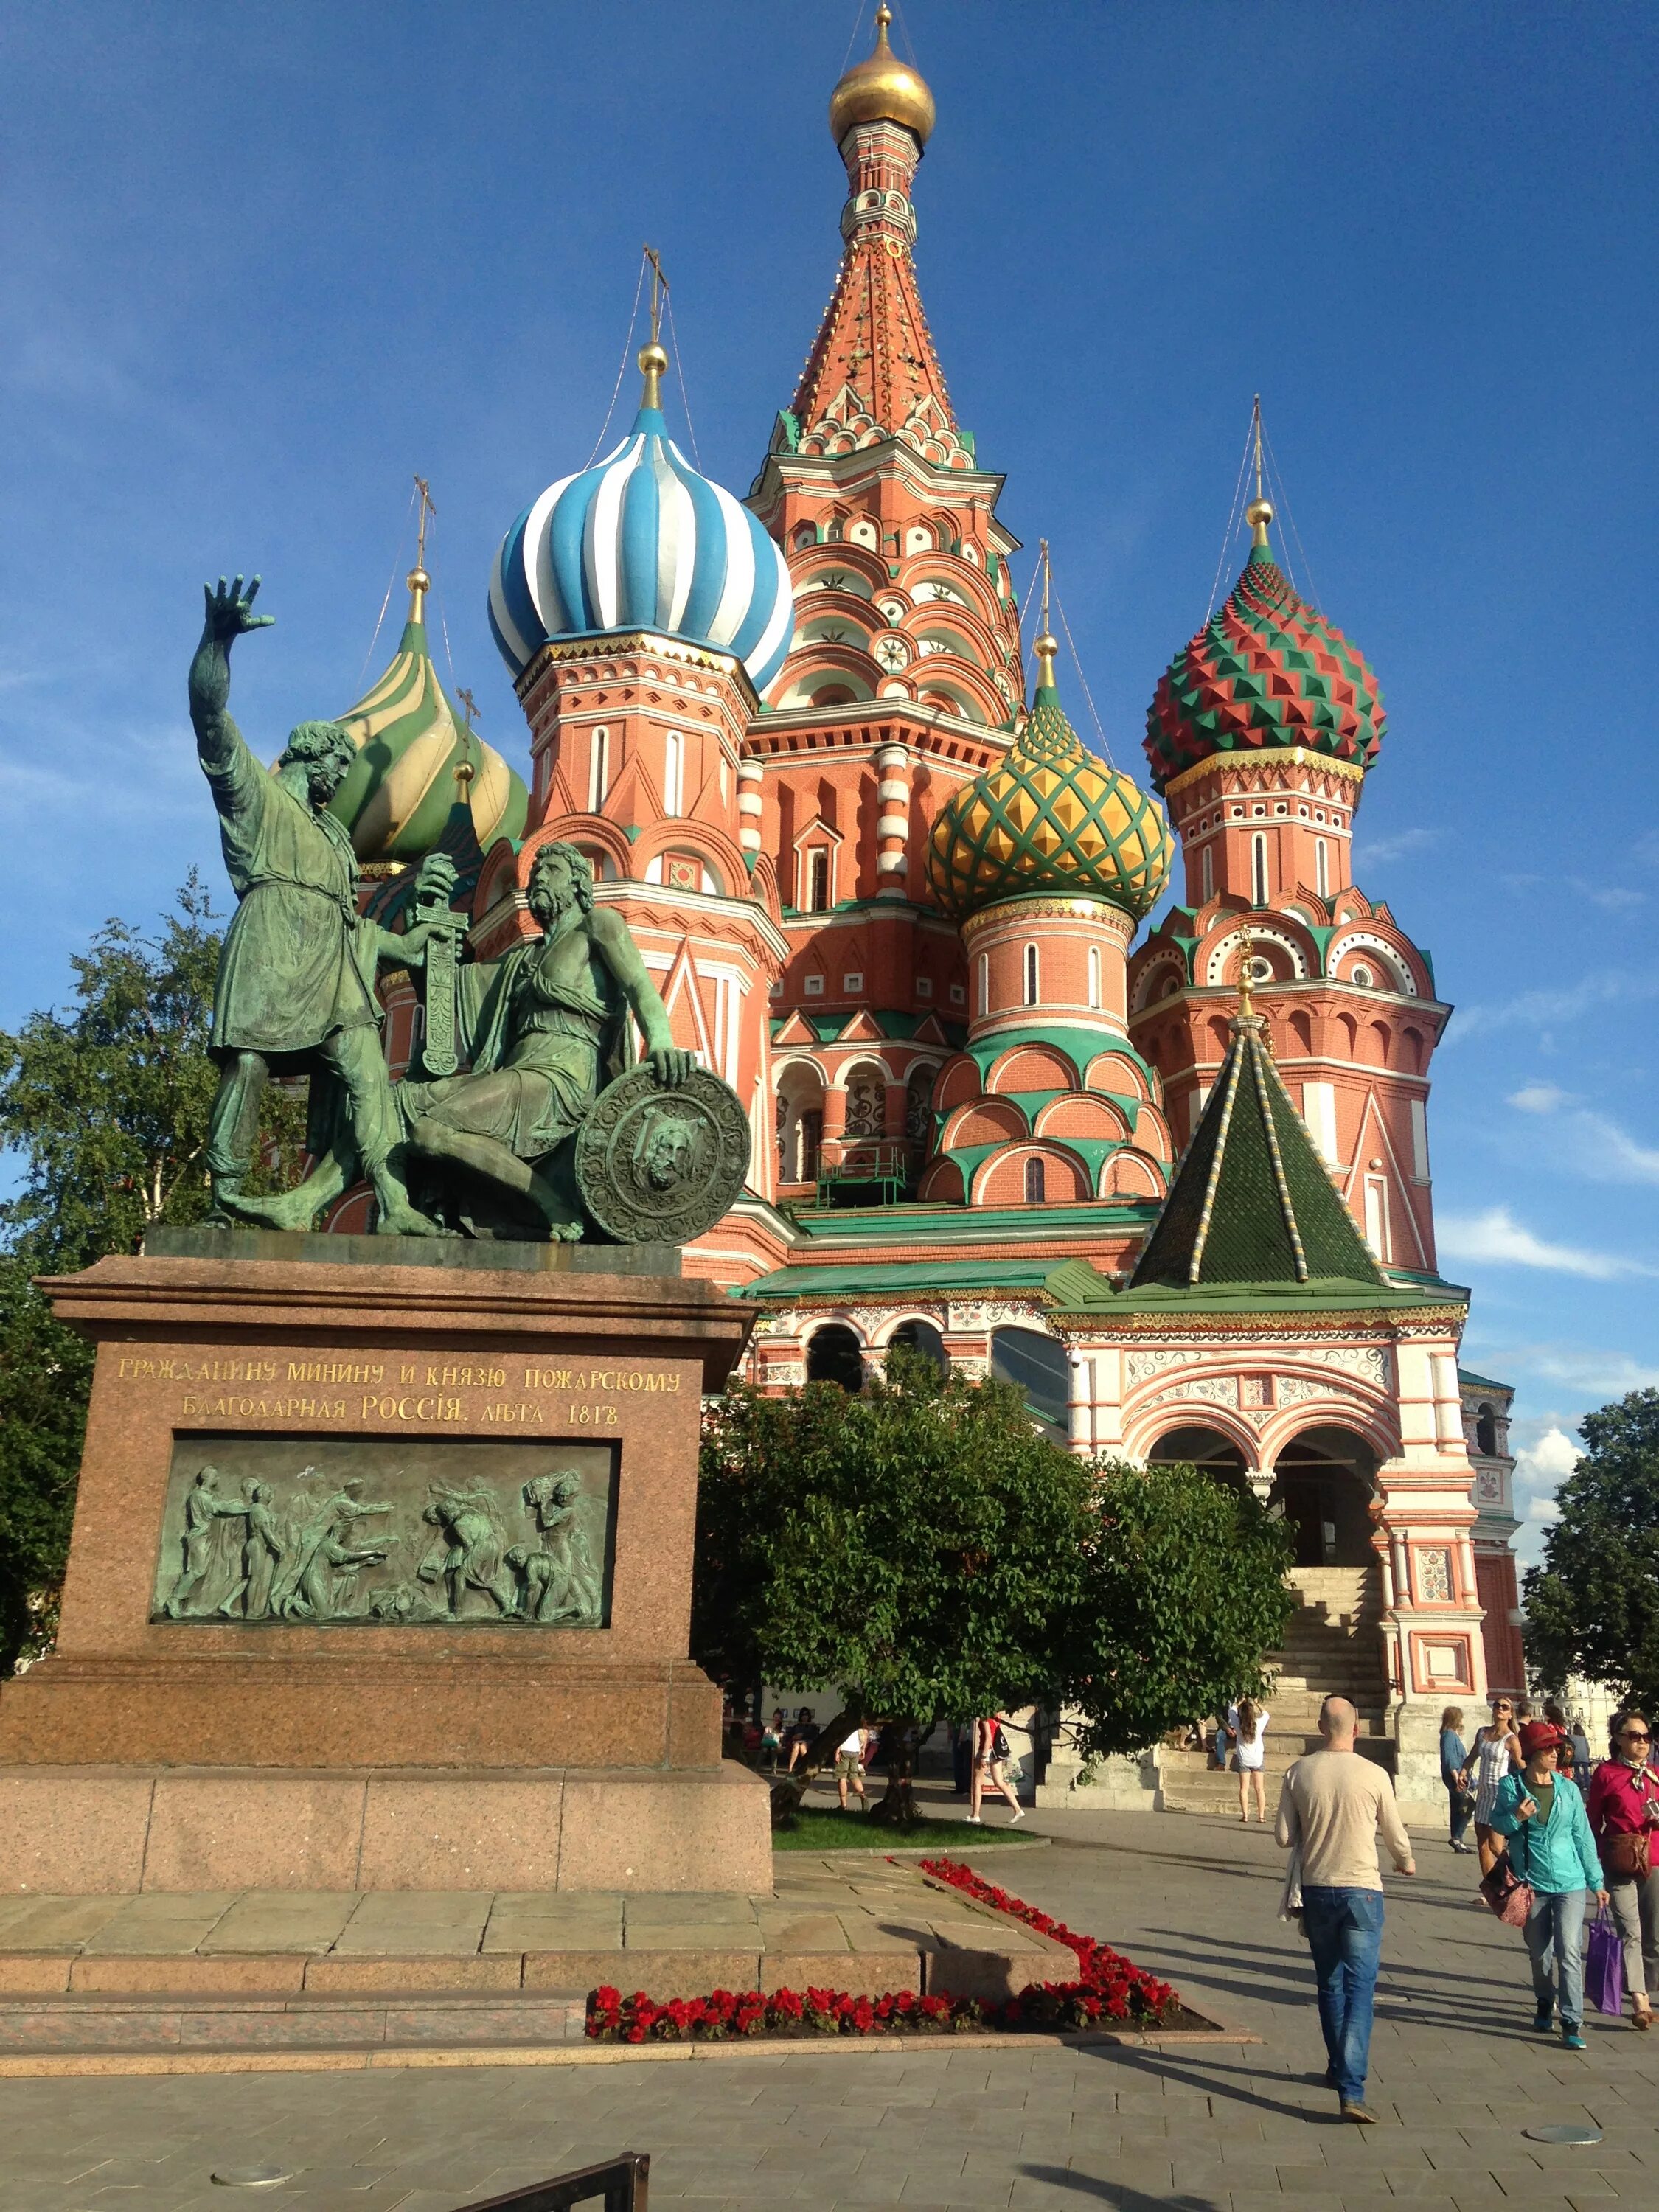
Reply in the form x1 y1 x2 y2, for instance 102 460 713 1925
329 578 529 863
928 682 1172 922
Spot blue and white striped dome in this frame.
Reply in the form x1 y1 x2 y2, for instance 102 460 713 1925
488 397 795 695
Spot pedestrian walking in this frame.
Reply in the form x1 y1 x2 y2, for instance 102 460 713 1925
1229 1697 1270 1823
1276 1694 1416 2124
1585 1708 1659 2032
1463 1694 1523 1875
1489 1719 1608 2048
835 1723 869 1812
1440 1706 1475 1854
1544 1700 1578 1784
967 1714 1025 1825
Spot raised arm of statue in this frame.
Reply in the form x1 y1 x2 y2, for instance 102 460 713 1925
188 574 276 818
589 906 696 1088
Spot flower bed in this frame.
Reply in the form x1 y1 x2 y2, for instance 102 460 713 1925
585 1857 1184 2043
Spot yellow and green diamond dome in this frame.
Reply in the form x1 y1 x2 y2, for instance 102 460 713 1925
928 643 1172 922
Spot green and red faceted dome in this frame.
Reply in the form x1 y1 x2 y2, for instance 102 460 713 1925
1144 506 1385 794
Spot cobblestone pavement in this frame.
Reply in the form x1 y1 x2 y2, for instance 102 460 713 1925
1 1808 1652 2212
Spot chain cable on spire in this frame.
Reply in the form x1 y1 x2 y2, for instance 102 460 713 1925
1205 406 1258 620
662 285 703 471
585 252 651 466
357 477 420 685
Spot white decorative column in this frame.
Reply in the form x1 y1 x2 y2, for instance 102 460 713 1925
874 742 911 897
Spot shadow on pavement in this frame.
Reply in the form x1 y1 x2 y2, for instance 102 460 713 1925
1021 2163 1224 2212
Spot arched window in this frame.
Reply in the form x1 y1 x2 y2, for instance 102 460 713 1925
663 731 683 818
588 726 609 812
1251 832 1270 906
1023 945 1039 1006
1200 845 1214 902
888 1319 947 1376
977 953 989 1018
805 847 831 912
904 1065 934 1147
990 1325 1069 1439
806 1324 865 1393
843 1067 885 1138
1315 837 1329 897
1023 1155 1046 1204
1475 1404 1498 1458
1088 945 1102 1010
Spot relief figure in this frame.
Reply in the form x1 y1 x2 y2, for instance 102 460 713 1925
163 1467 249 1619
419 1484 517 1618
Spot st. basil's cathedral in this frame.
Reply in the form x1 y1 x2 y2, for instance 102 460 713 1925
319 11 1520 1817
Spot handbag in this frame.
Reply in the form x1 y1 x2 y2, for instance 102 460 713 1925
1585 1904 1626 2015
1605 1831 1652 1882
1479 1851 1534 1929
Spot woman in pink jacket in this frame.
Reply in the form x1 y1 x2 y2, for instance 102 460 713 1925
1586 1709 1659 2032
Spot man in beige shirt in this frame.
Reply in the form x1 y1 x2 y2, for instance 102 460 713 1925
1276 1695 1416 2125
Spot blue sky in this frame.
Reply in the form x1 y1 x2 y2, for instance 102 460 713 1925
1 3 1654 1552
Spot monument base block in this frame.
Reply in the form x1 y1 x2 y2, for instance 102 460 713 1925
0 1762 770 1895
1 1248 769 1898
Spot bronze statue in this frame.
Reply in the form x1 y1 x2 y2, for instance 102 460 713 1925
187 576 460 1234
392 843 695 1239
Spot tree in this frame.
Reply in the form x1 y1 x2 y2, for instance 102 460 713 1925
0 879 303 1672
1524 1390 1659 1716
1065 1459 1296 1764
692 1354 1297 1822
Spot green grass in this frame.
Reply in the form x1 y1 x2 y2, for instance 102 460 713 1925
772 1806 1038 1851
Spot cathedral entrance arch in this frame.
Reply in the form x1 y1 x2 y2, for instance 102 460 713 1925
1145 1424 1249 1493
1270 1425 1379 1568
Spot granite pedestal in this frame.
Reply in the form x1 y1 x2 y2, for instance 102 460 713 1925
0 1235 770 1894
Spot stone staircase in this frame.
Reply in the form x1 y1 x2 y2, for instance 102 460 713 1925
1158 1566 1395 1815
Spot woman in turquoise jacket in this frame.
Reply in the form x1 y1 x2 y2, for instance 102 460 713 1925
1491 1720 1608 2048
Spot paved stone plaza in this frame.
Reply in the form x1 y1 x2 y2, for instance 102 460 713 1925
1 1808 1651 2212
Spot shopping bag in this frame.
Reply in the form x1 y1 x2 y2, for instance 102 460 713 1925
1585 1906 1625 2017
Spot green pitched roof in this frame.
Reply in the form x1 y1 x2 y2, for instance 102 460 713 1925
1131 1011 1385 1290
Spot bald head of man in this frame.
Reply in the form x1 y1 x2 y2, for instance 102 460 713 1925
1319 1695 1358 1746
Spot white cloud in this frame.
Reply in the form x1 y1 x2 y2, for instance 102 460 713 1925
1516 1426 1580 1490
1354 826 1444 866
1436 1206 1658 1281
1449 970 1659 1044
1526 1495 1562 1522
1509 1083 1573 1115
1520 1348 1659 1397
1579 1113 1659 1186
1587 887 1646 914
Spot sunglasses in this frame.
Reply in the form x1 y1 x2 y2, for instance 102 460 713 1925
1624 1731 1652 1744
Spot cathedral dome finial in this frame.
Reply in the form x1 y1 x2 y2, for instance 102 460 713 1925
830 4 936 149
928 551 1172 924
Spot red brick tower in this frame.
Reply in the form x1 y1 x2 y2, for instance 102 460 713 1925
746 7 1030 1204
1129 462 1449 1276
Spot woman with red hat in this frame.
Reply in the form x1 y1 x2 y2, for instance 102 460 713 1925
1490 1719 1608 2049
1586 1709 1659 2031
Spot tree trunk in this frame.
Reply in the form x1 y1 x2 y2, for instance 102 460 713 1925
866 1718 922 1826
768 1707 858 1829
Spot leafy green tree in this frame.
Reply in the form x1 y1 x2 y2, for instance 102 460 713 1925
692 1354 1296 1821
0 874 223 1272
1066 1459 1295 1763
0 878 304 1671
1524 1391 1659 1716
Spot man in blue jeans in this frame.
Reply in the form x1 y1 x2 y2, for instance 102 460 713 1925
1277 1694 1416 2124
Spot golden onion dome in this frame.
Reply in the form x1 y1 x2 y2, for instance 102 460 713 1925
928 638 1173 924
830 5 936 148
